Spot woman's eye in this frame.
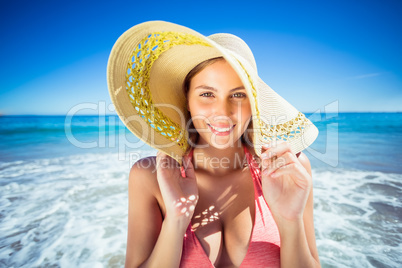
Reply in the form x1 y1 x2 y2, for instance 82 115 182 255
232 92 247 98
200 92 213 97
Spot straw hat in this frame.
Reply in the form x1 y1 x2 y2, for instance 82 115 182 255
107 21 319 164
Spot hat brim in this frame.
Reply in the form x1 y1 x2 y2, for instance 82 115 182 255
107 21 318 164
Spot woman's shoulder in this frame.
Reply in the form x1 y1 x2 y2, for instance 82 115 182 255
131 156 158 172
129 156 159 194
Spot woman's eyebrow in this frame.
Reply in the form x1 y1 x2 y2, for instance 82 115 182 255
229 86 246 92
194 85 217 91
194 85 245 92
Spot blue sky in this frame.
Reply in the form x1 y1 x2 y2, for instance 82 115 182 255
0 0 401 115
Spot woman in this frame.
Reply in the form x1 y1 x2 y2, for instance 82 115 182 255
107 21 320 268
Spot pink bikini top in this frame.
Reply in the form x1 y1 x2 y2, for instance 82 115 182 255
180 146 281 267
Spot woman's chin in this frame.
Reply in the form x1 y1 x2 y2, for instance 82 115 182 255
196 135 243 150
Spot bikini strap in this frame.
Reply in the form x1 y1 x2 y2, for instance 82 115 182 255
243 146 260 173
243 146 266 225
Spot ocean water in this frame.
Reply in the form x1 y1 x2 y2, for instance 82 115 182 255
0 113 401 267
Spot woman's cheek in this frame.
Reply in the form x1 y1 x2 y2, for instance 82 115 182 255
190 102 212 118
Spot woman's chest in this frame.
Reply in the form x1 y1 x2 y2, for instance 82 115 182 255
191 170 256 267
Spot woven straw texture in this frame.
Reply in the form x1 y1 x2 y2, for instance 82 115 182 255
107 21 319 164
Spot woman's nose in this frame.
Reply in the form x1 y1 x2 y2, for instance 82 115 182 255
213 99 236 117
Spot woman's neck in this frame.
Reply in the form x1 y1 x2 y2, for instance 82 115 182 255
191 143 248 176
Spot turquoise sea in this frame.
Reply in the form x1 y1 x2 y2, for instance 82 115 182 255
0 113 401 267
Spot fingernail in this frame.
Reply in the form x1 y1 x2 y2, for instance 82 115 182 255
180 166 186 178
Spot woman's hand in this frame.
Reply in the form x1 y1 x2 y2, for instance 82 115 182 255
260 141 312 222
156 152 199 226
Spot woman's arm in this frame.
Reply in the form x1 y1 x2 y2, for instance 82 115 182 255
276 153 320 267
125 155 197 268
260 142 321 268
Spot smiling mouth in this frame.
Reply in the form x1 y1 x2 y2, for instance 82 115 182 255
207 124 236 135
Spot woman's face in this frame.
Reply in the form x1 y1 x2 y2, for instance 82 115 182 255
187 59 252 149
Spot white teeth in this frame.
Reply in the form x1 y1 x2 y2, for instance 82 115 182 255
208 124 233 132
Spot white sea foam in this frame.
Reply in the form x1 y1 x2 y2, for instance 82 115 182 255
0 150 155 267
313 168 402 267
0 152 401 267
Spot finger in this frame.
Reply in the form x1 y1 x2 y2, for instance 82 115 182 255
270 163 311 189
261 141 295 172
260 150 278 170
262 140 286 151
182 155 196 179
261 140 294 158
262 151 297 177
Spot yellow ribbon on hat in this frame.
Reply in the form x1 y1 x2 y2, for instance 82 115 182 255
125 31 212 151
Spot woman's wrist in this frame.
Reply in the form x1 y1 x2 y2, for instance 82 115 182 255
270 207 304 227
141 213 190 268
275 217 304 237
163 214 192 234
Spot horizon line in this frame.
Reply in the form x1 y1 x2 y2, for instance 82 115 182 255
1 111 402 117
